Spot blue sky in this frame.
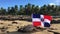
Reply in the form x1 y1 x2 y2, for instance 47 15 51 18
0 0 60 9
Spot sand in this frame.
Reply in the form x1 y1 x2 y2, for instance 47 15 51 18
0 20 60 34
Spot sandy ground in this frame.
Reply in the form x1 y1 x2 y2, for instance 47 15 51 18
0 20 60 34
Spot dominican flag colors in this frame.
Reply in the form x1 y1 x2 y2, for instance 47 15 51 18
32 14 52 28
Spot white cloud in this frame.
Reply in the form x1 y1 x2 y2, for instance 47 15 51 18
49 3 56 8
39 6 40 7
49 3 56 5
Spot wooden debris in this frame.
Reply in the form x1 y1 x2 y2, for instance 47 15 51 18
17 25 46 33
48 30 60 34
0 23 3 24
12 21 18 24
17 25 36 32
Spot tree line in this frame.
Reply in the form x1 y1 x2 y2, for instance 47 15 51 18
0 3 60 16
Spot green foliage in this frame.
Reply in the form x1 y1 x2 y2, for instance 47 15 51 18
0 7 6 15
0 3 60 16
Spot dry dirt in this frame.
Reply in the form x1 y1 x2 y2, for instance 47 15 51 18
0 20 60 34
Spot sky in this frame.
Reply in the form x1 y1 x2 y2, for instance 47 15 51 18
0 0 60 9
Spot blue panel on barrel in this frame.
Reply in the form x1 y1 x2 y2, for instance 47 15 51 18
44 22 50 27
33 14 40 18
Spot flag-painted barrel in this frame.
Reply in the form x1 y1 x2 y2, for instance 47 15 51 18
32 14 52 28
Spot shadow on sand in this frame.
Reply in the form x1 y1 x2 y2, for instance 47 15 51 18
7 31 32 34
